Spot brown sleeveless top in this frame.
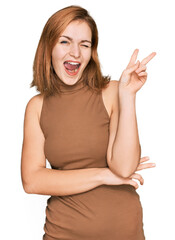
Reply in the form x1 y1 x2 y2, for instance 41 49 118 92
40 77 109 171
40 77 145 240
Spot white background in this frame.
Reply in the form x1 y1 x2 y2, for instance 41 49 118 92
0 0 174 239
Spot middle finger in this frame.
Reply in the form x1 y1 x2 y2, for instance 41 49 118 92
137 163 156 171
141 52 156 65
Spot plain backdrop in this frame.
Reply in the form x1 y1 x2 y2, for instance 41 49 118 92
0 0 174 239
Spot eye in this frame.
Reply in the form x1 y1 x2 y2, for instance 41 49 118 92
60 41 69 44
81 44 90 48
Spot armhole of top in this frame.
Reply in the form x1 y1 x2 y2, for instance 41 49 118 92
39 94 45 134
100 89 110 121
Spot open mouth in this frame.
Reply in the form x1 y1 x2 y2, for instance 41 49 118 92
63 61 81 74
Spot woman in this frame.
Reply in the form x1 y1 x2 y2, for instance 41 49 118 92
21 5 156 239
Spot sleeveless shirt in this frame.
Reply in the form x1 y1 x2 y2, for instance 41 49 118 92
40 77 145 240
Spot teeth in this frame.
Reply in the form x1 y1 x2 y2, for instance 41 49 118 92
67 62 80 65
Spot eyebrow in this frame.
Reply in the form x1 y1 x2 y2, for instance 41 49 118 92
60 35 92 44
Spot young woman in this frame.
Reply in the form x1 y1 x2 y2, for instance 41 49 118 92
21 5 156 239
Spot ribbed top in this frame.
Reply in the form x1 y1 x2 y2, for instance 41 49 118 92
40 78 110 170
40 78 145 240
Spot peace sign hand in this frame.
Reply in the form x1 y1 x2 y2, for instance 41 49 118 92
119 49 156 95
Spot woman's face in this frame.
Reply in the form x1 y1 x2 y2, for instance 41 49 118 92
52 20 92 85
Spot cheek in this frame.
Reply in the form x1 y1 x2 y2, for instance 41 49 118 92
84 51 92 65
51 52 62 75
52 46 65 65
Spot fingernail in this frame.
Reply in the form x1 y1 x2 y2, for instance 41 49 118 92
152 163 156 167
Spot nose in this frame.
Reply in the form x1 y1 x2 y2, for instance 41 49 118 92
69 44 80 58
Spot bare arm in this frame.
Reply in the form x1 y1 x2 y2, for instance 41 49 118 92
23 167 104 196
107 81 141 178
108 50 156 178
21 94 105 196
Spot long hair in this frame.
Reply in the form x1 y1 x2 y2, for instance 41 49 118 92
30 5 111 97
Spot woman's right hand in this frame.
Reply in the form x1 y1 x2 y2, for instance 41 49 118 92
102 156 156 189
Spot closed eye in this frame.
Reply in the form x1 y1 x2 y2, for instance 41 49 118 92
60 41 69 44
81 45 90 48
60 41 90 48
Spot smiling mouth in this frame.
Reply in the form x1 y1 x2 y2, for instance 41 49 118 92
64 61 81 74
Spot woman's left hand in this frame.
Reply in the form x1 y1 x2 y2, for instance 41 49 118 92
119 49 156 95
136 156 156 171
128 156 156 186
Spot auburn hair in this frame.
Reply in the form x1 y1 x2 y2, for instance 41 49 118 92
30 5 111 97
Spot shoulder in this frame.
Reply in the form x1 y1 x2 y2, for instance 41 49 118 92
25 94 44 121
108 80 119 87
26 93 44 108
103 80 119 96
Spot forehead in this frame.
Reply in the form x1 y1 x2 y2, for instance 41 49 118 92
61 20 92 40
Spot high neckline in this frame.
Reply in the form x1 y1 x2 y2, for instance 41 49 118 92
57 77 87 94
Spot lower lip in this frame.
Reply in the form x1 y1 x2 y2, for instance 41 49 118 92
64 64 81 76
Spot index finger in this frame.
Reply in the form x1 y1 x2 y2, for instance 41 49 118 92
141 52 157 65
126 49 139 68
